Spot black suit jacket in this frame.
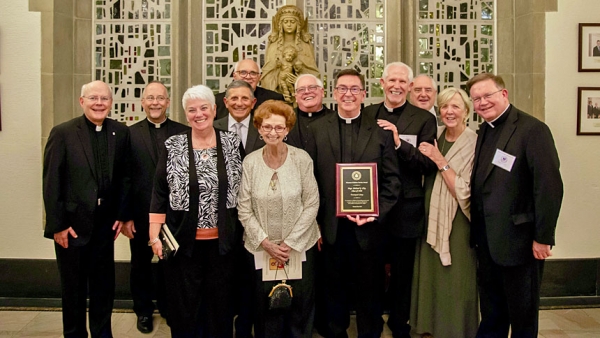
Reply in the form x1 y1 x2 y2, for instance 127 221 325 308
470 105 563 266
43 115 130 246
363 102 438 238
593 46 600 57
305 110 401 250
213 115 265 155
286 105 335 149
215 86 285 120
128 118 189 227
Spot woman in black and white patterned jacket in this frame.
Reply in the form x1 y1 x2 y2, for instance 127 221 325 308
149 84 243 338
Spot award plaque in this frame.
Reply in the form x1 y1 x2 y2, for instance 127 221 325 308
336 163 379 217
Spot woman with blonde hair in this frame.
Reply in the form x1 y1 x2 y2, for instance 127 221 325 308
410 87 479 337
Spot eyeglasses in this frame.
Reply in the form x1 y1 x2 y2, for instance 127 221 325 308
335 86 364 95
235 70 260 78
261 125 286 133
471 89 503 105
412 87 435 94
144 95 168 102
83 96 111 102
295 85 321 94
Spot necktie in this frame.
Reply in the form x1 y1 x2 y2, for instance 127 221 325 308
234 122 244 147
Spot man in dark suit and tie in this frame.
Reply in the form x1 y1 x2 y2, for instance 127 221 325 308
363 62 437 338
214 80 265 155
121 81 189 333
467 73 563 337
306 69 401 338
409 74 442 127
43 80 131 338
593 40 600 57
286 74 334 149
215 59 285 119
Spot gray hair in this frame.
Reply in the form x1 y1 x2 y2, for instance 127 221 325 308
437 87 471 124
182 85 215 110
412 74 437 91
142 81 169 98
233 59 262 73
225 80 255 99
382 62 414 82
294 74 323 89
80 80 112 98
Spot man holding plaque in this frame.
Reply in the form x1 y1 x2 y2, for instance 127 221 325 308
363 62 438 338
306 69 401 338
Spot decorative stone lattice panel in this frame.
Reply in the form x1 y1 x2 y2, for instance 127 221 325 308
93 0 172 124
305 0 386 107
416 0 495 125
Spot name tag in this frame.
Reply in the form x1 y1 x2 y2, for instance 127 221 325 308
492 149 516 172
399 134 417 147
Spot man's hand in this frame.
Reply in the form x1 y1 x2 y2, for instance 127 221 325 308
121 220 136 239
532 240 552 260
377 119 400 148
112 221 123 240
54 227 78 249
347 215 375 226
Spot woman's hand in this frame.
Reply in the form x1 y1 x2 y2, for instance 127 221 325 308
261 238 291 265
419 140 447 169
149 222 163 259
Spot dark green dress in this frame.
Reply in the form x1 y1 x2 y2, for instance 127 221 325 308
409 132 479 338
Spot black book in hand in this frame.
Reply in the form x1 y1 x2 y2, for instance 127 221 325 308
159 224 179 260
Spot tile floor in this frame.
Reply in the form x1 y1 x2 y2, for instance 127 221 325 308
1 308 600 337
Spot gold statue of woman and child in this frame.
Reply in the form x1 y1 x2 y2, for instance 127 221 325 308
261 5 321 104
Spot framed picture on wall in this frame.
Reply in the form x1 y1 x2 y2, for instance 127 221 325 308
577 87 600 135
578 23 600 72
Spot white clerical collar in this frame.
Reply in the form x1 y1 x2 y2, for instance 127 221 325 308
384 101 406 112
228 114 251 129
486 104 511 128
95 125 103 132
338 111 361 124
149 117 167 128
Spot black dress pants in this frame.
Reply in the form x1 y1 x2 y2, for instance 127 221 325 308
385 236 417 337
475 243 544 338
321 221 385 338
55 229 115 338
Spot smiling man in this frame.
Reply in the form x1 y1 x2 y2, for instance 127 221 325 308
123 81 189 333
409 74 440 125
306 69 401 338
215 59 285 119
43 80 131 337
363 62 438 338
285 74 333 149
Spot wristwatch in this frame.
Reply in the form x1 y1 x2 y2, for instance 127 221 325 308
440 164 450 172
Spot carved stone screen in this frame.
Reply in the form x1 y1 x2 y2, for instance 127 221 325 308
93 0 173 124
305 0 386 107
416 0 495 125
203 0 285 93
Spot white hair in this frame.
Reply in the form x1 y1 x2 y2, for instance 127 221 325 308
382 62 414 82
294 74 323 88
182 85 215 109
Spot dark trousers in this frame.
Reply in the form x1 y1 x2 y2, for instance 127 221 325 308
164 239 235 338
475 243 544 338
321 222 385 338
55 231 115 338
129 228 167 318
253 245 317 338
234 247 256 338
386 236 417 336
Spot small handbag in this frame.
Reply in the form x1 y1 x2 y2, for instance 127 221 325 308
268 264 293 310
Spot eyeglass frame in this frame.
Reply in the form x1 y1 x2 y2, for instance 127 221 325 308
143 95 168 102
471 89 503 105
261 124 287 133
82 96 111 102
334 86 364 95
235 70 261 78
295 85 321 94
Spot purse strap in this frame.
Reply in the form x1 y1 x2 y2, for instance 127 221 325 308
274 262 290 282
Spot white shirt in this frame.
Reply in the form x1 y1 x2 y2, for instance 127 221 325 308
227 114 251 148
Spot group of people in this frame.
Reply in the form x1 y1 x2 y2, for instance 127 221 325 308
588 100 600 119
43 57 563 338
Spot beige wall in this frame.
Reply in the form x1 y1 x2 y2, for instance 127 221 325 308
546 0 600 259
0 0 598 261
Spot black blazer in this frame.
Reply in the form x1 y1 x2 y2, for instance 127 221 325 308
305 110 401 250
213 115 265 155
43 115 130 245
215 86 285 120
128 118 189 226
363 102 438 238
593 46 600 57
470 105 563 266
286 105 335 149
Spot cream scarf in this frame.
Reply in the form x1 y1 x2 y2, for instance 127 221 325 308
426 127 477 266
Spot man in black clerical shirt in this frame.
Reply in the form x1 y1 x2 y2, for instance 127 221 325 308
43 80 130 338
286 74 334 149
122 81 189 333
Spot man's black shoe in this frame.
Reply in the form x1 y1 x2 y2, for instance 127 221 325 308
137 315 153 334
